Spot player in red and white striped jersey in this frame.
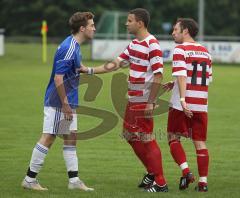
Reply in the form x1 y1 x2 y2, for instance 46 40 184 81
166 18 212 192
118 12 168 192
119 34 163 103
80 8 168 193
170 42 212 112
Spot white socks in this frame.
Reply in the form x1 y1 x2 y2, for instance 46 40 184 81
25 143 79 183
63 145 79 182
29 143 48 172
25 143 48 182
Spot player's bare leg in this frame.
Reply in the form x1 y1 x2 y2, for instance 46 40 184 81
22 133 56 190
39 133 56 148
193 141 209 192
63 131 94 191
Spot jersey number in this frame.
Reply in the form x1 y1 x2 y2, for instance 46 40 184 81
191 61 207 86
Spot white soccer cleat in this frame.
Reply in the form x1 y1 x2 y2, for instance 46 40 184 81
21 179 48 191
68 179 94 191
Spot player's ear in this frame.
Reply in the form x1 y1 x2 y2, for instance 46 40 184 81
79 26 85 32
183 28 189 35
138 20 144 28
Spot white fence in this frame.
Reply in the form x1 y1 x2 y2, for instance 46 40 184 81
92 39 240 63
0 29 4 56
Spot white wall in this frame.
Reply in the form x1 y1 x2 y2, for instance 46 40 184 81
92 39 240 63
0 34 4 56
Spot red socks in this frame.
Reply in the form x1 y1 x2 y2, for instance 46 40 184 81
169 140 189 176
129 139 209 186
169 140 209 185
196 149 209 184
128 141 154 174
144 140 166 186
129 140 166 186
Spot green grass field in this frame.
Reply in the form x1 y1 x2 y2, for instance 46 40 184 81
0 43 240 198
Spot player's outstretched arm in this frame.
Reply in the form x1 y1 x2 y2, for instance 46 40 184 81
80 58 129 75
94 58 121 74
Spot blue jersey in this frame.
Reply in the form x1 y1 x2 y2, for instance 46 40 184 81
44 35 81 108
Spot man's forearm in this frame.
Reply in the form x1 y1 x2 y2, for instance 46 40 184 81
177 76 187 99
92 64 112 74
94 59 121 74
148 73 162 104
83 58 126 74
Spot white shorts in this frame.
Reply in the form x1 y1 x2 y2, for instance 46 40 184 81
43 106 77 135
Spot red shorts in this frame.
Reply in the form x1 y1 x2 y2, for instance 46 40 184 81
123 102 153 133
167 107 208 141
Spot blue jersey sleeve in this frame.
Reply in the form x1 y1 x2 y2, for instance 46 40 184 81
55 59 74 74
55 41 77 75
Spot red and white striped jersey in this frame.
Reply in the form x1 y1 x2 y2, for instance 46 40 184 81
170 42 212 112
118 35 163 103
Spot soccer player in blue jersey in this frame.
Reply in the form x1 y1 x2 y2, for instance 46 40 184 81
21 12 95 191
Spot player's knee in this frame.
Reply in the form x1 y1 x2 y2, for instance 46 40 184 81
193 140 207 150
39 133 56 148
167 133 180 144
63 132 77 145
168 139 180 146
63 139 77 146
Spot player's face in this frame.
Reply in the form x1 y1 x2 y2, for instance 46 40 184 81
83 19 96 40
172 22 184 44
126 14 140 34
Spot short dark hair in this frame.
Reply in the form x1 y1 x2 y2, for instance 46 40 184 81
129 8 150 28
176 18 199 38
69 12 94 34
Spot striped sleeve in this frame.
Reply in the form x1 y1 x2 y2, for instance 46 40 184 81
149 39 163 74
172 47 187 77
55 39 76 74
119 44 130 61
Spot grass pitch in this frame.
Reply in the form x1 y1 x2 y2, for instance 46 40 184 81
0 42 240 197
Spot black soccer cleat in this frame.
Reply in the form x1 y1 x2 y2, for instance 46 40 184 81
145 183 168 192
179 172 195 190
138 173 154 188
195 184 208 192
